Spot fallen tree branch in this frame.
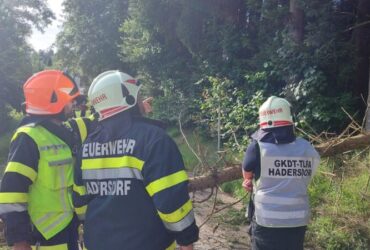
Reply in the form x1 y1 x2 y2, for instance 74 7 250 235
315 133 370 157
189 165 240 193
188 133 370 192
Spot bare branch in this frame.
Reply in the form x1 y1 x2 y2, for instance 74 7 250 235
343 20 370 32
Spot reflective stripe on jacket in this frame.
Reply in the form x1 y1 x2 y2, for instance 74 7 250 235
12 125 74 239
74 116 198 250
254 137 320 227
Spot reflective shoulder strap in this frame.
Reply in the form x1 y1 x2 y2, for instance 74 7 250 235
75 118 88 142
12 125 45 144
66 118 88 143
11 126 33 142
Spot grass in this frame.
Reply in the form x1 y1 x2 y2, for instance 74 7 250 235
167 126 220 172
217 151 370 250
305 154 370 250
216 206 247 226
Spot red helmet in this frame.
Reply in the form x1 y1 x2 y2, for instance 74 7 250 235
23 70 80 115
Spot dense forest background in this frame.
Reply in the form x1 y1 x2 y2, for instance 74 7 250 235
1 0 370 147
0 1 370 249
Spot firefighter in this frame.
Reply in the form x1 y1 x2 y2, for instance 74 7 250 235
73 70 199 250
242 96 320 250
0 70 88 250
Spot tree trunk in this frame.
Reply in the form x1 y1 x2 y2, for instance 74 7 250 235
365 66 370 131
353 0 370 120
189 133 370 192
289 0 304 44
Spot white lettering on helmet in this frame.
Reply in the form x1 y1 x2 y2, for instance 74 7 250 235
259 108 283 117
91 93 108 105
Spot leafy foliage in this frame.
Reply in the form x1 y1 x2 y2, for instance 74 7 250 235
53 0 369 142
54 0 130 86
0 0 53 132
119 0 366 145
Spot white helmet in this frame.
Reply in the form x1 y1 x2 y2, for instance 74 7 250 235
88 70 141 120
259 96 293 129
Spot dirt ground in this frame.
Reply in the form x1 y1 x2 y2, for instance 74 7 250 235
192 189 251 250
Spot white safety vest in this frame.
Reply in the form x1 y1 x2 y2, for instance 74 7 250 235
254 138 320 227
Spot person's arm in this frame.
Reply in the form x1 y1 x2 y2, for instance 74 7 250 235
72 146 89 221
65 117 95 145
0 133 39 247
142 134 199 247
66 117 95 220
241 140 260 192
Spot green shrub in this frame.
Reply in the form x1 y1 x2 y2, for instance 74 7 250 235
0 131 12 174
221 179 246 199
0 109 23 171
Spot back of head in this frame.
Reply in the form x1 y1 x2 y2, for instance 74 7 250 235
23 70 80 115
259 96 293 129
88 70 141 121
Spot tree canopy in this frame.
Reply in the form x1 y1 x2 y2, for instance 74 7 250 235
54 0 130 89
2 0 369 142
0 0 54 132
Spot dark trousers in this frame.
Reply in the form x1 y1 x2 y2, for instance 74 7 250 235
250 220 307 250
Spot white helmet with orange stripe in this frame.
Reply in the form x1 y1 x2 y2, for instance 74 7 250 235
259 96 293 129
88 70 141 120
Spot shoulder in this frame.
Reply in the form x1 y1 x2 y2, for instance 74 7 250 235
134 119 167 137
133 116 167 129
295 137 314 146
133 120 177 151
296 137 320 155
12 123 39 141
68 116 96 128
244 139 260 157
11 130 35 145
248 139 259 149
9 128 39 157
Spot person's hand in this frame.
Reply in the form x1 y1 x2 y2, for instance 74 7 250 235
242 178 253 192
141 97 153 114
242 170 253 192
13 241 31 250
179 244 193 250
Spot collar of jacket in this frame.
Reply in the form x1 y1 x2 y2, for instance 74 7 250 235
133 116 167 129
18 115 51 127
98 111 133 135
251 125 296 144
